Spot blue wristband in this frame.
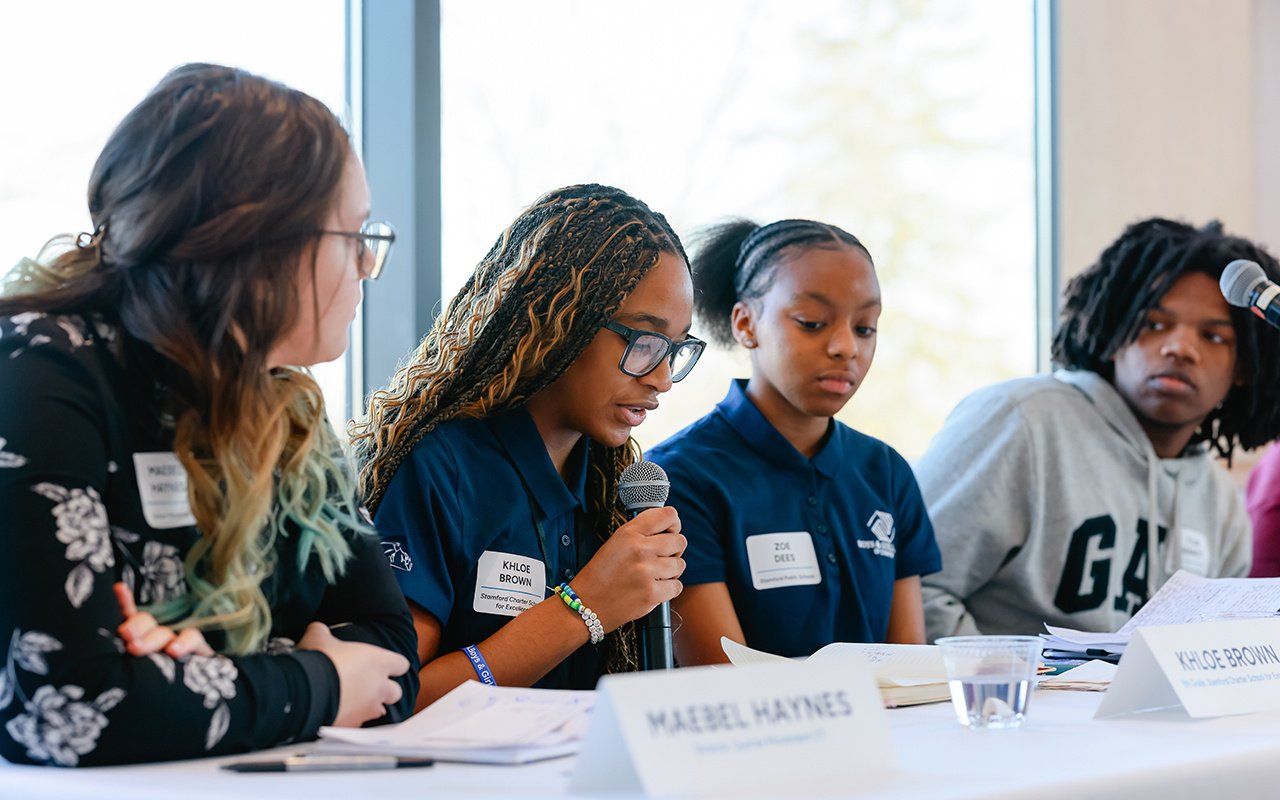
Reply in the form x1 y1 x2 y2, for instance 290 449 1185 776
461 645 497 686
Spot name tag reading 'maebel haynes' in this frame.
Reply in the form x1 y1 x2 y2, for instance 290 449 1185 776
132 452 196 529
473 551 547 617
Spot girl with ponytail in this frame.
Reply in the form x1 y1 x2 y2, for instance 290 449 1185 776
352 184 701 706
648 219 941 664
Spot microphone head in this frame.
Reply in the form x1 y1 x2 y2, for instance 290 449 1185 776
618 460 670 511
1221 259 1268 307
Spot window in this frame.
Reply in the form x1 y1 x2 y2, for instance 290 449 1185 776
0 0 350 419
440 0 1036 458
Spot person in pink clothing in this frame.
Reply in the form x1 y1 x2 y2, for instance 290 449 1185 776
1246 444 1280 577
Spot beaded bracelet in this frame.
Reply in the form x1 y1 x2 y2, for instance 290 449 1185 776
460 644 497 685
553 582 605 645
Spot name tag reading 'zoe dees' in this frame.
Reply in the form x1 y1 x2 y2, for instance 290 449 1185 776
570 660 895 796
1097 618 1280 719
745 531 822 590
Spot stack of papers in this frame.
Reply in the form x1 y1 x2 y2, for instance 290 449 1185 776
316 681 594 764
1040 570 1280 662
1038 659 1118 692
1040 627 1128 662
721 638 951 707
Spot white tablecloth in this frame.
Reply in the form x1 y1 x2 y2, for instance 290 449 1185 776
5 689 1280 799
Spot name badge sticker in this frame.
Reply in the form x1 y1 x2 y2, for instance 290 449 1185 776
745 532 821 590
132 452 196 529
473 551 546 617
1177 528 1212 576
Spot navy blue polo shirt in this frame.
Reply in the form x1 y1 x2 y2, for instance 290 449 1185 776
374 406 601 689
648 380 941 657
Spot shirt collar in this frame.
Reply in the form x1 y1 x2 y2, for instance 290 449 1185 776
717 379 844 477
486 406 589 519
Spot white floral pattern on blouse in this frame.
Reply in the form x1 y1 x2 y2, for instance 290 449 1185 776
1 630 125 766
132 537 186 604
182 655 238 750
0 438 26 468
30 483 115 608
5 312 105 360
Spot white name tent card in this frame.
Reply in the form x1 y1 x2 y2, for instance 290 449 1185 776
1096 618 1280 719
570 659 894 796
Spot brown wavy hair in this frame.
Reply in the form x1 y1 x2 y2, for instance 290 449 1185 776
0 63 366 654
350 184 687 672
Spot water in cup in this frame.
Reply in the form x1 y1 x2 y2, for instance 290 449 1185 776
936 635 1041 730
948 676 1031 729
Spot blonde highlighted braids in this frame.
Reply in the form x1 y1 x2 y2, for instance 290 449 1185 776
351 184 687 672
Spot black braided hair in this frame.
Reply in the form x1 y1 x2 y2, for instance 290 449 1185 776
1052 217 1280 462
688 218 872 347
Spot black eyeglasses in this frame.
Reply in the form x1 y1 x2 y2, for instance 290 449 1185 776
318 220 396 279
603 321 705 382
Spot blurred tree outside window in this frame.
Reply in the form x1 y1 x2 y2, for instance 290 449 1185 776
441 0 1035 459
0 0 349 420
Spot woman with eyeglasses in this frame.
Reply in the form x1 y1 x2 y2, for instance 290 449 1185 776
0 64 416 766
353 184 700 706
647 219 941 665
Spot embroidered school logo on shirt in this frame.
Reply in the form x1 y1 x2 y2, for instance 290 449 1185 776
858 511 896 558
382 539 413 572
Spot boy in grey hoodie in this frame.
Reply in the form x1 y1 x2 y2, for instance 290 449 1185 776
918 219 1280 640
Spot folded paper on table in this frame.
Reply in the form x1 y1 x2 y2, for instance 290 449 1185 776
721 637 951 707
1040 571 1280 662
1118 571 1280 632
317 681 594 764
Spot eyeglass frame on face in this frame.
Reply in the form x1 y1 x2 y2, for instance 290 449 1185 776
316 220 396 280
602 320 705 383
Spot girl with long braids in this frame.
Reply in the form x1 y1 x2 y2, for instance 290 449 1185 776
917 218 1280 640
647 219 941 665
0 64 415 766
353 184 701 706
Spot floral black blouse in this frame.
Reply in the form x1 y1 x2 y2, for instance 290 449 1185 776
0 312 418 766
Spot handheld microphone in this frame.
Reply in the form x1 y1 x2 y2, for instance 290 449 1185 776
618 460 674 671
1221 259 1280 329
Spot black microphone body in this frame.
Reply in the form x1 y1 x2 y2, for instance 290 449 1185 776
1255 291 1280 329
618 461 675 672
1221 258 1280 328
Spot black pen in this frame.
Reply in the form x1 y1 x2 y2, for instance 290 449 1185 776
223 754 434 772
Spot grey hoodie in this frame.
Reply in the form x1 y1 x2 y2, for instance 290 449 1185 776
917 369 1250 640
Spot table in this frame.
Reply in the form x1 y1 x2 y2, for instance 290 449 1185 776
5 689 1280 799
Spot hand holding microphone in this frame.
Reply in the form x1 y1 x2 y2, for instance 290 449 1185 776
569 460 684 668
619 461 678 671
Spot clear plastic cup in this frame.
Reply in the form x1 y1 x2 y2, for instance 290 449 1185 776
936 635 1041 730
